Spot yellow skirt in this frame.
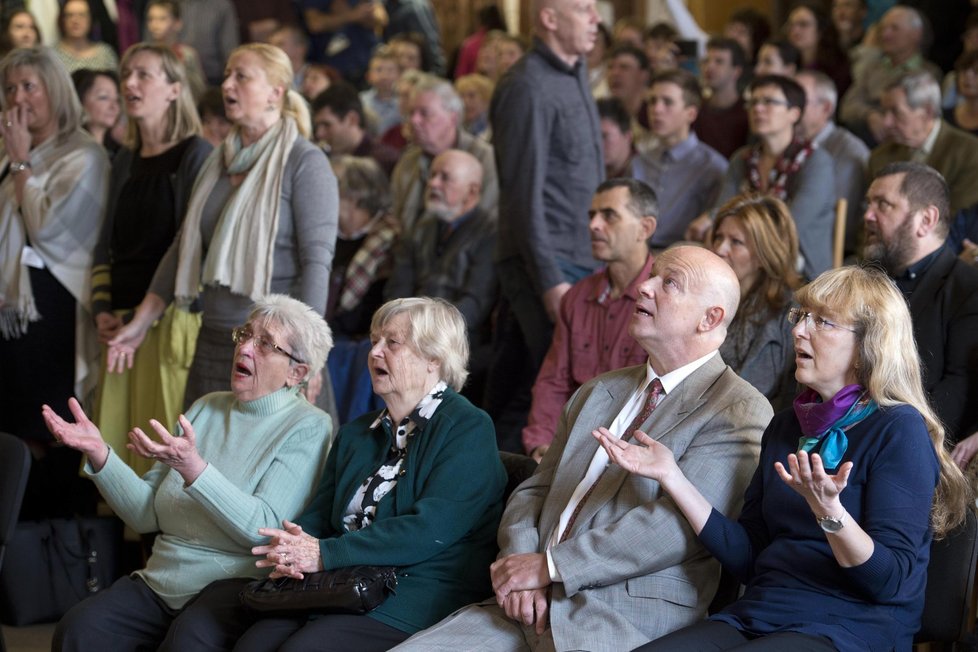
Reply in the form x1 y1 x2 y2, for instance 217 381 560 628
94 305 201 476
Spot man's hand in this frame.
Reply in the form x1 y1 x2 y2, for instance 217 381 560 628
542 283 571 323
685 213 712 242
491 552 551 601
501 588 550 634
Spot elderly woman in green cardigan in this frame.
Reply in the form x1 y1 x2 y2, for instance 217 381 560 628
170 297 508 652
41 294 334 652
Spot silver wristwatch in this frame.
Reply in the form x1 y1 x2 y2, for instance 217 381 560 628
9 160 31 175
817 511 847 533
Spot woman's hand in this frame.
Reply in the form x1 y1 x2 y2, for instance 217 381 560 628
95 312 123 344
959 239 978 267
593 427 680 484
41 398 110 471
253 519 324 579
775 451 852 517
106 294 166 372
127 414 207 485
952 431 978 469
1 105 32 162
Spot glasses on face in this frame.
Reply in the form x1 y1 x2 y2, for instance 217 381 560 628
744 97 790 109
231 325 305 364
787 308 857 333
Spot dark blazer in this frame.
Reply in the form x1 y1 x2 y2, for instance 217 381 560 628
907 245 978 441
384 207 498 336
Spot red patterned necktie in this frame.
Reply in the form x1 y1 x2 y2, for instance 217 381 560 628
558 379 664 543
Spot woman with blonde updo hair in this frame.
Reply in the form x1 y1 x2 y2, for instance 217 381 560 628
710 192 800 406
109 42 338 406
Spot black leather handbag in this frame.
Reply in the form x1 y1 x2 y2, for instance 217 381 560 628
0 517 124 625
240 565 398 615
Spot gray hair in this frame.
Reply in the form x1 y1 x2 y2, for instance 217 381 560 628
0 47 81 141
333 155 392 218
411 74 464 122
370 297 469 391
247 294 334 381
886 69 942 117
796 69 837 113
595 177 659 219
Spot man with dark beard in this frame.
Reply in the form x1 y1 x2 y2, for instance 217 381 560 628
863 162 978 444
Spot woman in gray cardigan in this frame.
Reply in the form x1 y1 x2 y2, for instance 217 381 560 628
107 43 338 407
711 193 800 409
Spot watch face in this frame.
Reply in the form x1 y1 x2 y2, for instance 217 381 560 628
819 517 845 533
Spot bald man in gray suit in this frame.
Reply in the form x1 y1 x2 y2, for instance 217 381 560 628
394 245 773 651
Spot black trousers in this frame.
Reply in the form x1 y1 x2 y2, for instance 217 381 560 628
54 575 180 652
162 577 411 652
633 620 838 652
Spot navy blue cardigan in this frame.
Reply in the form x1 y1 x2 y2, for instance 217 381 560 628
700 404 939 651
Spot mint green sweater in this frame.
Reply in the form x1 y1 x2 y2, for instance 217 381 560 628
87 386 331 608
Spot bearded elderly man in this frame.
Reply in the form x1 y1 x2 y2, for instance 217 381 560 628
390 75 498 234
393 246 772 652
385 149 496 348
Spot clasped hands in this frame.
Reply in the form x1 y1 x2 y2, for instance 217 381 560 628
253 520 324 579
490 553 551 634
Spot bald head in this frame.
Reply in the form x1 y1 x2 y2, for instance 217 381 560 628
669 245 741 331
631 245 741 373
879 6 924 61
532 0 599 65
424 149 483 222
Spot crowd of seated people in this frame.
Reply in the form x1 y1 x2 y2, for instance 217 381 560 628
3 0 978 650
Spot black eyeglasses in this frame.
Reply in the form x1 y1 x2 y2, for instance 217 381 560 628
787 308 856 333
231 325 305 364
744 97 790 109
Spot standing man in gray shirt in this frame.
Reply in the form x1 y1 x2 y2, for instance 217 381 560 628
179 0 240 86
486 0 604 450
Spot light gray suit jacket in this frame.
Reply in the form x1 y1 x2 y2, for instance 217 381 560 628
498 355 772 652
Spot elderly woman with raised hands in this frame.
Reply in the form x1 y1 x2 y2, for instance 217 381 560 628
167 297 507 652
91 43 212 475
597 266 972 652
711 193 801 407
0 46 109 517
41 294 334 652
108 42 338 407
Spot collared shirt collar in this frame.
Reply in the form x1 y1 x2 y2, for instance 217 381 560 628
813 121 836 147
369 380 449 432
920 119 941 156
532 36 582 75
590 253 655 305
883 52 925 73
644 349 717 395
895 244 944 294
661 131 700 163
